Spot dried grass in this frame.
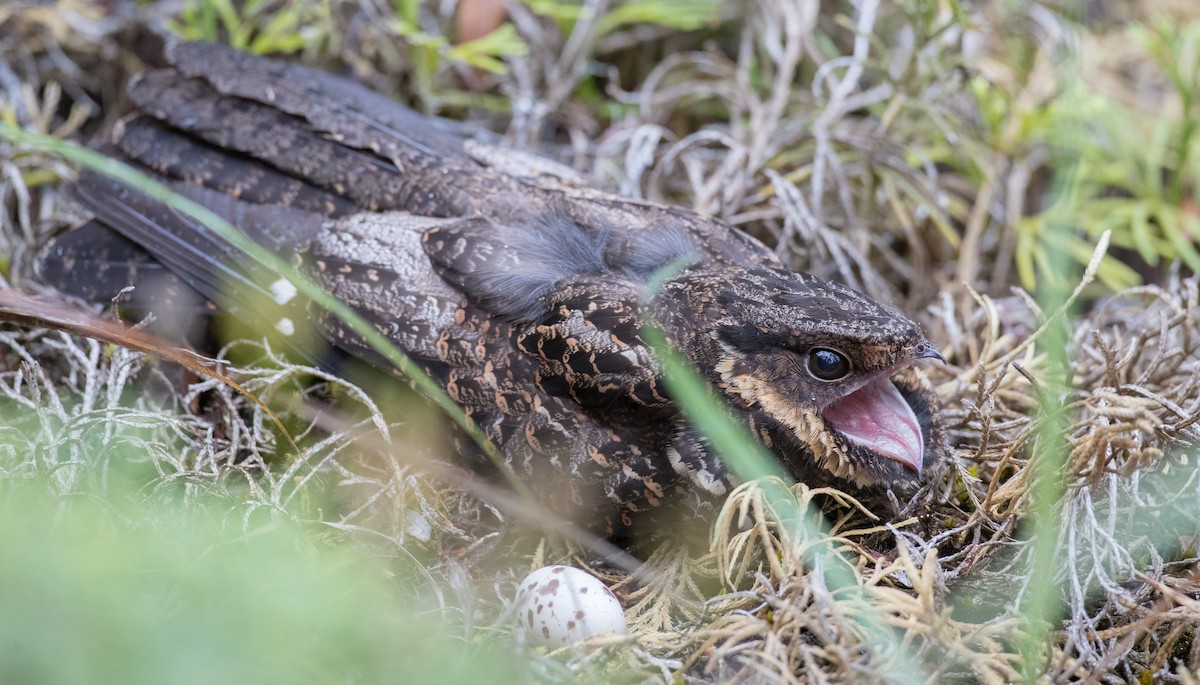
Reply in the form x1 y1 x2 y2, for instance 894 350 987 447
3 0 1200 681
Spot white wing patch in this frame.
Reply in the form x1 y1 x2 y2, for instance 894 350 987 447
269 278 298 305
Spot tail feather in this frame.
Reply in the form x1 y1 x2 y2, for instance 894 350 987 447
36 219 216 346
115 115 356 218
45 170 326 361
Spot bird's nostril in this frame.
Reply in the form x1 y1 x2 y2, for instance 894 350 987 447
915 343 947 364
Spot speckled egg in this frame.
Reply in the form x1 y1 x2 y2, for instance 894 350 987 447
513 565 627 647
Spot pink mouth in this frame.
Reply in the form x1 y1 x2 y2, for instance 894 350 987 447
820 376 924 474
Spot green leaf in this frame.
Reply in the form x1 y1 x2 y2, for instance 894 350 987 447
595 0 721 35
1159 205 1200 271
447 24 529 75
1015 217 1040 291
521 0 585 23
249 9 310 54
1128 202 1160 265
0 491 528 685
394 0 421 26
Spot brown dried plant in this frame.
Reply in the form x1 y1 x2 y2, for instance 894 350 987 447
3 0 1200 682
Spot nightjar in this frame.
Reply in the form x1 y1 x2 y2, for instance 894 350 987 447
39 39 946 536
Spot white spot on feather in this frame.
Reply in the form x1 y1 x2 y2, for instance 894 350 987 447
269 278 297 304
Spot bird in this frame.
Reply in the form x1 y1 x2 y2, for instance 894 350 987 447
38 39 946 538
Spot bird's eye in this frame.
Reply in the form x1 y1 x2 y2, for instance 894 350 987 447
807 348 851 381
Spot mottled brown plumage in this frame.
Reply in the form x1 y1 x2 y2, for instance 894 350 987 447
40 40 945 536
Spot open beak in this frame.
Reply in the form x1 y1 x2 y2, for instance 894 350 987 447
817 342 943 475
821 375 924 474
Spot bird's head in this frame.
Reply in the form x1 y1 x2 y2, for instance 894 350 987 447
661 266 945 489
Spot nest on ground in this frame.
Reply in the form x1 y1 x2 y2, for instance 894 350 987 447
2 1 1199 682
